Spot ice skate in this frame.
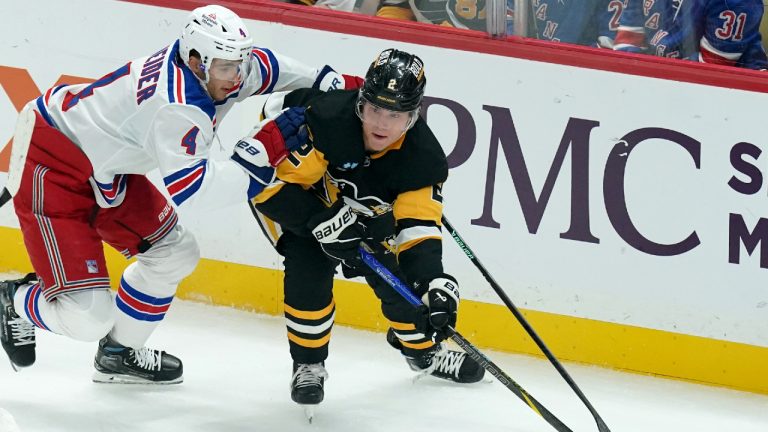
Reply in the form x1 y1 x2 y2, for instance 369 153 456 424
290 362 328 423
93 336 183 384
0 274 38 371
387 328 484 384
405 343 485 383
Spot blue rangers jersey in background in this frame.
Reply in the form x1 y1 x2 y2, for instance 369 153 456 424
530 0 628 48
613 0 767 69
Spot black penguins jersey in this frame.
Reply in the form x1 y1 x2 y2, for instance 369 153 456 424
252 88 449 284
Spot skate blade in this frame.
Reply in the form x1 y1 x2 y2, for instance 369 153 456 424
92 370 183 385
6 358 32 372
302 405 316 424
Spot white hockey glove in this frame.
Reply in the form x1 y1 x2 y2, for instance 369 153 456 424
421 274 460 330
314 65 364 91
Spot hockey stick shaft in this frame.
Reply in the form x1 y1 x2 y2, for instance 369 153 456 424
358 245 574 432
441 216 611 432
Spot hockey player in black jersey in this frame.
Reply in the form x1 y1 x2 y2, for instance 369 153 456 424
250 48 485 411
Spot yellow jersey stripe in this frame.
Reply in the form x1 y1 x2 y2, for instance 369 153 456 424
397 236 441 255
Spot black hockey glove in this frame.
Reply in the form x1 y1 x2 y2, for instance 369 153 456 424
418 274 460 333
308 200 371 268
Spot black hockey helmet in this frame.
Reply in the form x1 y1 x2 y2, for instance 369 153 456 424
360 49 426 112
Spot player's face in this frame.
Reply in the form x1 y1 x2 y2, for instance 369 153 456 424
205 58 243 101
359 102 413 152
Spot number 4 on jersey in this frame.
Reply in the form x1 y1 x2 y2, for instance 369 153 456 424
62 63 132 112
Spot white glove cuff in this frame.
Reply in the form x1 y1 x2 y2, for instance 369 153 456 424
422 277 460 305
312 204 358 243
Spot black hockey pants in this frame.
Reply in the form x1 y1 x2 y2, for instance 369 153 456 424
277 231 433 364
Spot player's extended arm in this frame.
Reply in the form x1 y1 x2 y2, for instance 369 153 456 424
231 107 308 197
248 47 362 97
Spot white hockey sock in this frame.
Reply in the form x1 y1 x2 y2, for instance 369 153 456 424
110 266 175 349
14 284 114 341
109 225 198 349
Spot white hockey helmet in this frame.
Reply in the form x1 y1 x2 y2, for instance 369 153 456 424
179 5 253 81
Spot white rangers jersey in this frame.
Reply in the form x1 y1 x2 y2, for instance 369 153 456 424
30 40 345 212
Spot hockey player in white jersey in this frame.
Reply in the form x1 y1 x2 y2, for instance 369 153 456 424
0 4 358 384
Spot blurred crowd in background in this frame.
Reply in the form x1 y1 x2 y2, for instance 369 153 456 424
274 0 768 70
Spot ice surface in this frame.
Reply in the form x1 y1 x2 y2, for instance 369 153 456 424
1 277 767 431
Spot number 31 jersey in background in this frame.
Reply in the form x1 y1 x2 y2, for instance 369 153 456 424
614 0 767 69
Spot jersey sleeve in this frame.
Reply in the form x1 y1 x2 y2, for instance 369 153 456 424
251 88 330 204
393 184 446 284
241 48 347 99
148 104 252 214
700 1 765 66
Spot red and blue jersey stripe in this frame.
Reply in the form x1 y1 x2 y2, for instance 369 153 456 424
163 159 207 206
116 277 174 322
34 84 67 128
251 47 280 95
166 41 216 121
94 174 128 206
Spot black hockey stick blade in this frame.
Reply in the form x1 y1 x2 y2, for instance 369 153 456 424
442 216 611 432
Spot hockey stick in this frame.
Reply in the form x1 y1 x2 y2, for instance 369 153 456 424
0 188 10 209
0 107 36 210
441 216 611 432
358 244 574 432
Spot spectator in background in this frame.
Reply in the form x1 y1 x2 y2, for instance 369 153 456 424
373 0 623 45
278 0 356 12
529 0 628 48
376 0 514 33
613 0 768 69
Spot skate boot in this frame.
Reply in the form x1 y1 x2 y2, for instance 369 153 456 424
387 328 484 384
291 362 328 405
291 362 328 423
0 273 38 371
93 336 183 384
